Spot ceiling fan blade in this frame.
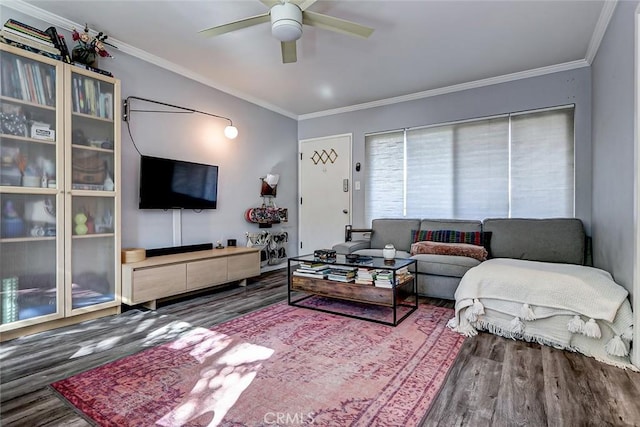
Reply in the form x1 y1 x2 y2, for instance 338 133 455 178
259 0 281 8
281 41 297 63
294 0 318 11
199 13 270 38
262 0 317 11
302 10 374 39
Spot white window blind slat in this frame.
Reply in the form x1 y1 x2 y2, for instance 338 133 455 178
364 107 574 220
365 131 405 224
510 109 574 217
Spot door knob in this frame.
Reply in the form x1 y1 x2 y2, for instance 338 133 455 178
343 209 348 214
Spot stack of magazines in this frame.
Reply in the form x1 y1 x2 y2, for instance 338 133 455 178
293 262 331 279
0 19 64 60
355 268 376 285
327 266 357 282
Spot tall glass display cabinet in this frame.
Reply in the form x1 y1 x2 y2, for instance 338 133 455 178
0 43 121 340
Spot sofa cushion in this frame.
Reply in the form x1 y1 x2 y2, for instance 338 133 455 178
333 240 371 255
418 219 482 234
411 254 481 277
483 218 585 265
411 241 488 261
370 218 421 252
412 229 484 246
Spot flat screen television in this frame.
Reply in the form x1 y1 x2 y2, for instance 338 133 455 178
139 155 219 209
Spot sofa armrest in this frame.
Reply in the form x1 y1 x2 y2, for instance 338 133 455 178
345 225 373 242
333 240 371 254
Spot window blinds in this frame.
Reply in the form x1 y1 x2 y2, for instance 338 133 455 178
364 106 574 223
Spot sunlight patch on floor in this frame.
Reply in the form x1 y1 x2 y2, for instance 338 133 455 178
70 335 123 358
157 328 274 427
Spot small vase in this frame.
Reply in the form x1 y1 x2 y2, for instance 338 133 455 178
103 172 114 191
72 45 97 67
382 244 396 260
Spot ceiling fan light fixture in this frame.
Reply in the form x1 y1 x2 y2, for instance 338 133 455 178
271 2 303 42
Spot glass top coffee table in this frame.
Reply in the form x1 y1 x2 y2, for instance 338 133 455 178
287 253 418 326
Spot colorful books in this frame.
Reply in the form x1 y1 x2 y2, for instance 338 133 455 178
293 270 328 279
327 266 357 282
0 37 62 61
2 27 55 49
4 19 53 45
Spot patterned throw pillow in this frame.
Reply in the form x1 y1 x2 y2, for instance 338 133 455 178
411 229 483 246
410 241 488 261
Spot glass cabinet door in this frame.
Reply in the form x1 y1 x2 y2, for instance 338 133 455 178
69 195 116 309
66 68 119 314
0 45 64 327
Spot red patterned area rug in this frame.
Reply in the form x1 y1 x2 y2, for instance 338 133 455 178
52 301 464 426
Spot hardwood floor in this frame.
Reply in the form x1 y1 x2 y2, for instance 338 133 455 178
1 270 639 426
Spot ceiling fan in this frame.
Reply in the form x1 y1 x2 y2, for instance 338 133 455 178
199 0 374 64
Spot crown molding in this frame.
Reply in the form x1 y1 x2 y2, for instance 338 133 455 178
585 0 618 64
2 0 298 120
298 59 590 120
3 0 599 122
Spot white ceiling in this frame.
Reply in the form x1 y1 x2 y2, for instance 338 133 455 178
11 0 612 119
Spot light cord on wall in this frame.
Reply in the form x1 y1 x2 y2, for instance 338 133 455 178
122 95 239 141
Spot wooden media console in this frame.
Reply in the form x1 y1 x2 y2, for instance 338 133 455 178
121 247 260 309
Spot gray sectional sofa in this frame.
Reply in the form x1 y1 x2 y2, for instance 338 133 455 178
332 217 587 299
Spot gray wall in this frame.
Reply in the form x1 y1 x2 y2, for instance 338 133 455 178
3 7 299 262
299 68 593 233
591 0 637 293
591 1 638 366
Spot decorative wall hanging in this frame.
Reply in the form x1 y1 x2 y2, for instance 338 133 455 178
310 148 338 165
244 173 287 228
244 206 288 228
260 174 279 197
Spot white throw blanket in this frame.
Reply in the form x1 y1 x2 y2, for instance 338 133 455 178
448 258 636 370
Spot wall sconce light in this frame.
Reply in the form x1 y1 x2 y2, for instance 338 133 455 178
224 124 238 139
123 96 238 139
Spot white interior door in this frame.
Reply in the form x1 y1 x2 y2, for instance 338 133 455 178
299 134 352 254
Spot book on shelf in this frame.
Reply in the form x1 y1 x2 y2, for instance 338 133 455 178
356 267 375 278
329 265 358 272
328 267 356 276
0 29 58 54
327 274 355 283
5 18 52 41
293 270 328 279
2 24 54 47
297 266 331 274
396 266 409 275
373 269 395 288
298 262 329 271
2 54 57 104
1 37 62 61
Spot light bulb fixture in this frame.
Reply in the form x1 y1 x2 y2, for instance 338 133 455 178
271 2 303 42
224 125 238 139
123 96 238 139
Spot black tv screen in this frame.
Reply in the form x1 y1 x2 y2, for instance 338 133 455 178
139 155 219 209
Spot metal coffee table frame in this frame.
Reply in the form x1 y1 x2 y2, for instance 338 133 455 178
288 254 418 326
